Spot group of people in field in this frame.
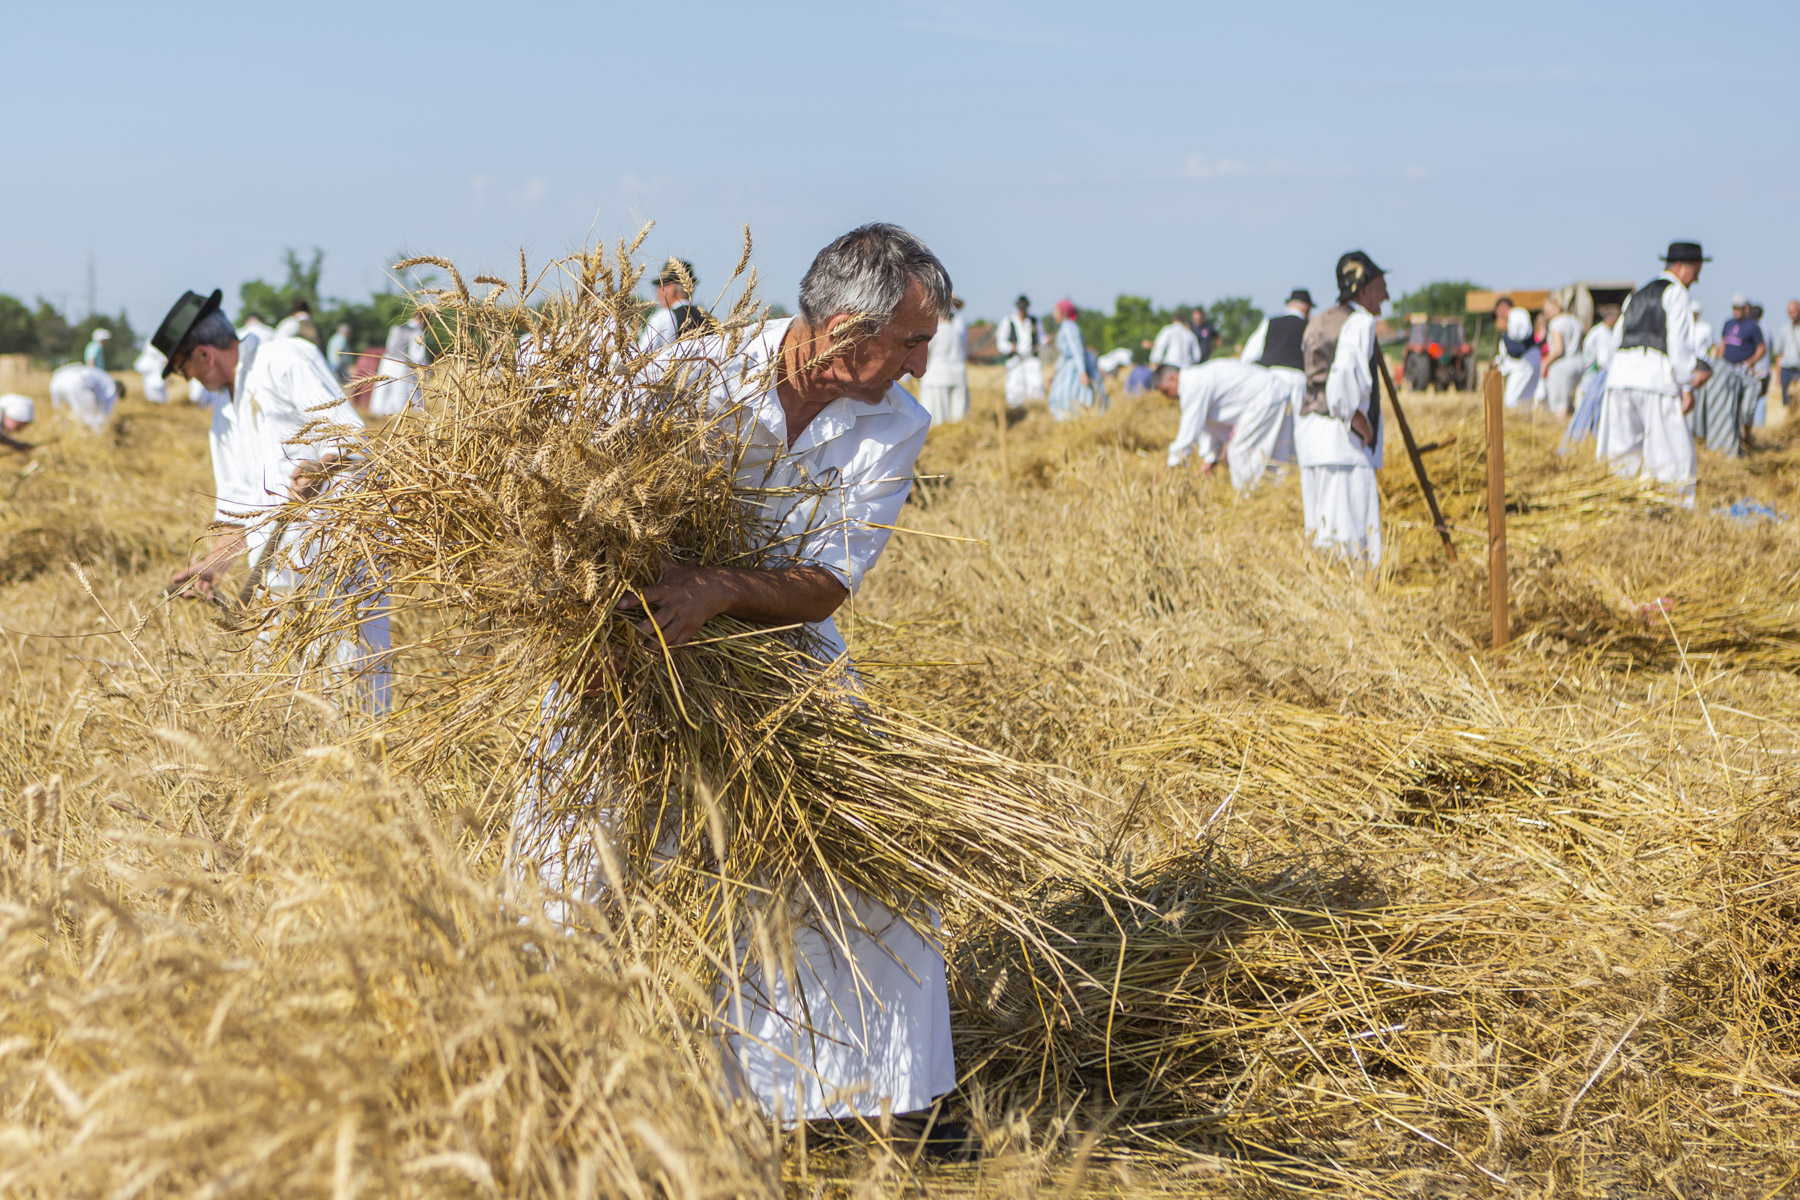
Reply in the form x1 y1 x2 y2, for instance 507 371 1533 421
3 223 1780 1152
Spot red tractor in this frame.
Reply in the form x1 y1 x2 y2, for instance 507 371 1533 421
1402 318 1474 392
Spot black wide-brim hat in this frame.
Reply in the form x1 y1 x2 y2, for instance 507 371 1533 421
1287 288 1315 306
150 288 223 376
1664 241 1712 263
1335 251 1387 301
650 258 697 287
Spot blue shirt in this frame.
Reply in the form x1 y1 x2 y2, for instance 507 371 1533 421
1721 316 1764 364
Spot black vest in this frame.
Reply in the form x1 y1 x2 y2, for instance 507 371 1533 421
671 303 713 338
1257 312 1306 370
1618 278 1673 355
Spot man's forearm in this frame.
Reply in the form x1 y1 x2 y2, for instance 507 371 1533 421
709 564 847 625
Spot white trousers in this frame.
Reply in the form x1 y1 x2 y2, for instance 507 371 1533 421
1301 462 1382 567
1596 386 1696 507
1498 353 1541 409
1227 373 1298 493
918 380 969 426
510 697 955 1124
1543 356 1583 416
1003 357 1043 407
140 372 168 404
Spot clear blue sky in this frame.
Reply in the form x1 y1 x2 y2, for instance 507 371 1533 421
6 0 1797 339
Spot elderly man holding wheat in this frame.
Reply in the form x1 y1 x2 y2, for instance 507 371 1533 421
517 224 959 1132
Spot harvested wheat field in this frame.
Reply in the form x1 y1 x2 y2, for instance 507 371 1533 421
4 254 1800 1199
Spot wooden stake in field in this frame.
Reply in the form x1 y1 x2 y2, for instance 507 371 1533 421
1373 351 1457 562
1483 366 1509 648
995 385 1010 489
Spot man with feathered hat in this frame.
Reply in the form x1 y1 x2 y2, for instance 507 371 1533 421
1296 252 1387 566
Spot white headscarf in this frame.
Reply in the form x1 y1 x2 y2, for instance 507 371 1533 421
1 393 36 424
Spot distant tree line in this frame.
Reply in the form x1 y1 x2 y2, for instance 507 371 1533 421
0 293 140 366
239 248 416 351
1071 294 1266 363
1393 280 1481 320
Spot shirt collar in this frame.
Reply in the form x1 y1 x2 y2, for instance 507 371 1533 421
744 317 899 455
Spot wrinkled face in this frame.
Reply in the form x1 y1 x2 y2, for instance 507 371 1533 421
1358 274 1389 312
822 279 940 404
172 340 238 392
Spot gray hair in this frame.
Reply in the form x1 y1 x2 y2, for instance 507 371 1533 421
178 309 239 356
797 223 952 330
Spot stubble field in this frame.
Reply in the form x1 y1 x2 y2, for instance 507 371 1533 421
4 355 1800 1198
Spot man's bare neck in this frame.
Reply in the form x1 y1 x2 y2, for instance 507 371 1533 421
774 319 838 444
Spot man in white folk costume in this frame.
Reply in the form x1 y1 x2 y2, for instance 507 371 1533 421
1491 295 1541 410
917 294 970 424
995 294 1045 407
1597 241 1712 506
1157 356 1293 491
134 343 170 403
369 314 428 416
156 288 391 705
1297 252 1387 567
636 258 711 356
1148 311 1202 370
48 362 122 432
518 225 957 1130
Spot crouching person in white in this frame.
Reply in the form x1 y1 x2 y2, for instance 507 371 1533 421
518 225 955 1125
1597 242 1710 507
1157 358 1291 492
156 289 390 709
1297 252 1387 568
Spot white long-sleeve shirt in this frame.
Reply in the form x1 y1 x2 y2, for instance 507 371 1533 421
1149 321 1201 369
1166 358 1269 467
1607 273 1701 395
1582 320 1620 372
649 318 929 661
919 314 968 385
203 335 363 563
994 313 1041 361
1295 305 1381 469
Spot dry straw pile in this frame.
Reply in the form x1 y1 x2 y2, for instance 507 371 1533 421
4 238 1800 1195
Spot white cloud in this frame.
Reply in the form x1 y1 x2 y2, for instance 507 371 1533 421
1403 164 1429 179
519 177 548 207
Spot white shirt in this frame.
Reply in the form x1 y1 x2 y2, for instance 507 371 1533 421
48 364 119 430
1166 358 1269 467
134 345 168 377
919 314 968 385
994 312 1041 360
1497 307 1538 364
274 314 303 338
636 305 681 356
1608 273 1702 395
1692 318 1714 358
1295 305 1382 469
652 318 929 661
1582 320 1621 371
1148 321 1202 369
1774 319 1800 367
205 335 363 562
1546 313 1583 362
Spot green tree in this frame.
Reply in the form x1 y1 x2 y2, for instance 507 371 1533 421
1075 294 1186 365
239 248 415 352
1394 279 1481 319
32 301 73 363
240 247 325 326
1205 296 1263 353
70 311 139 368
0 294 33 354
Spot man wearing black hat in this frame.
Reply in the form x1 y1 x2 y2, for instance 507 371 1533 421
636 258 711 355
1596 242 1712 505
1297 254 1387 566
995 295 1045 407
153 287 387 701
